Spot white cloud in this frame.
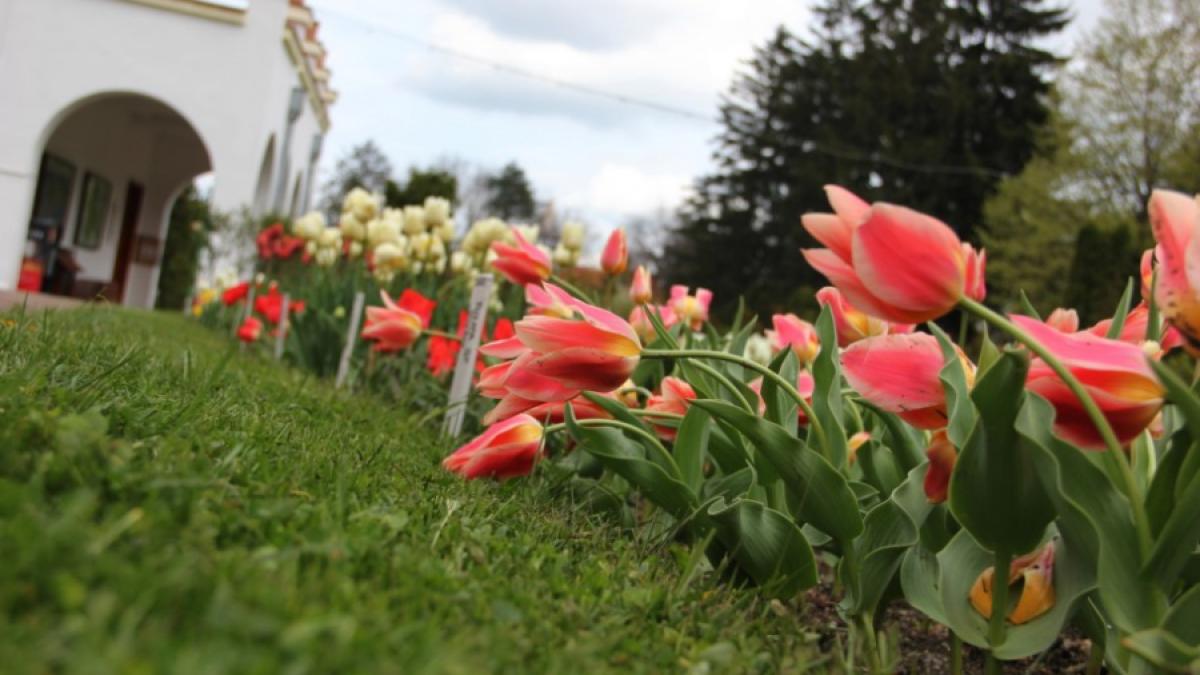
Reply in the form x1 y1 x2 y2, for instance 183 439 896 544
436 0 687 51
571 163 691 217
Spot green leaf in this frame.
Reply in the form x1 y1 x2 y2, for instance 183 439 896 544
929 323 975 448
699 466 756 505
1164 583 1200 645
1121 629 1200 673
949 350 1055 555
675 405 712 492
859 402 925 473
1145 428 1191 535
706 423 752 475
1018 290 1042 320
812 306 848 467
1144 464 1200 592
760 348 800 435
693 399 863 543
842 464 933 616
1105 278 1135 340
565 407 697 521
977 324 1001 377
856 437 905 498
937 525 1094 658
1019 394 1156 634
706 497 818 597
901 543 947 625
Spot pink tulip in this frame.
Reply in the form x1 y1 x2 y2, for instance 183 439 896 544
669 285 712 330
630 265 653 304
1086 303 1183 354
476 288 642 423
628 304 676 343
491 227 551 286
601 228 628 276
1149 189 1200 352
1014 315 1165 449
645 376 696 441
361 289 436 353
802 185 986 324
443 414 543 480
525 394 613 425
769 313 820 365
1045 308 1079 333
816 286 912 347
525 282 576 318
842 332 975 430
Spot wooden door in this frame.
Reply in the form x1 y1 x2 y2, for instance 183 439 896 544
110 182 144 302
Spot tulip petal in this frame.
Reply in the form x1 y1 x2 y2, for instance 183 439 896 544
519 347 638 392
852 204 964 320
803 248 922 323
841 333 948 414
825 184 871 226
516 316 640 357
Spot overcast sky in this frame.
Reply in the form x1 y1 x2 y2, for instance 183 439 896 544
308 0 1107 238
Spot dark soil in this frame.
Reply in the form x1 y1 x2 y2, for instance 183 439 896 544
800 582 1099 673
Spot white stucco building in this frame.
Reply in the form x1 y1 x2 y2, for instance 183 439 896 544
0 0 334 307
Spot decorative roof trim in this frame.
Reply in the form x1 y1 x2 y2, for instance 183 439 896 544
124 0 246 25
282 29 331 132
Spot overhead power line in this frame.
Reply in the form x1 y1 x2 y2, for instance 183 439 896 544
314 3 1011 179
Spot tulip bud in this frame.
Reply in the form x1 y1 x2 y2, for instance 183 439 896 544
629 265 652 304
601 227 628 276
923 430 956 503
423 196 451 226
339 212 366 241
403 206 427 236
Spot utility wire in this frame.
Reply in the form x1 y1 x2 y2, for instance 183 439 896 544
314 3 1010 179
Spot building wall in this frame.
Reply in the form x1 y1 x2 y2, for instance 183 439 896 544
0 0 329 304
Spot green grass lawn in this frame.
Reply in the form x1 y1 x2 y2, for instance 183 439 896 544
0 308 817 674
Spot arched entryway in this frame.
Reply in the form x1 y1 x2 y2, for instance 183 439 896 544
23 92 211 307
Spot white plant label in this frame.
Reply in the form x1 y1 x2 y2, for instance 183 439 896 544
443 273 493 437
336 291 366 389
273 293 290 360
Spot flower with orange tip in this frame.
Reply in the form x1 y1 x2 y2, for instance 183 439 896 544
669 285 712 330
769 313 820 365
645 377 696 441
237 316 263 343
802 185 986 324
923 430 956 503
630 265 653 304
841 333 975 430
525 394 614 425
816 286 911 347
1044 308 1079 333
846 431 871 464
1140 248 1155 300
1013 315 1164 449
970 542 1056 625
442 414 544 480
1086 303 1183 354
361 289 437 353
491 227 551 286
526 283 577 318
601 227 628 275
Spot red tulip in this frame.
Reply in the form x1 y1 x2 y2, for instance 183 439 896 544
237 316 263 342
361 289 437 353
601 227 628 276
923 430 956 503
491 227 551 286
491 317 516 342
630 265 653 304
442 414 543 480
222 281 250 306
816 286 911 347
1148 189 1200 352
802 185 986 323
256 222 285 259
1013 315 1164 449
645 377 696 441
254 287 305 325
669 285 712 330
842 332 975 430
769 313 820 365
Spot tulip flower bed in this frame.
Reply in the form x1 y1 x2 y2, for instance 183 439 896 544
0 308 826 672
194 185 1200 672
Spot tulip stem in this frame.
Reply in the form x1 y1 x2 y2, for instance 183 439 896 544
958 298 1152 555
423 329 459 341
643 348 830 458
548 274 596 305
987 546 1012 652
628 409 685 420
688 360 758 414
546 417 683 479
